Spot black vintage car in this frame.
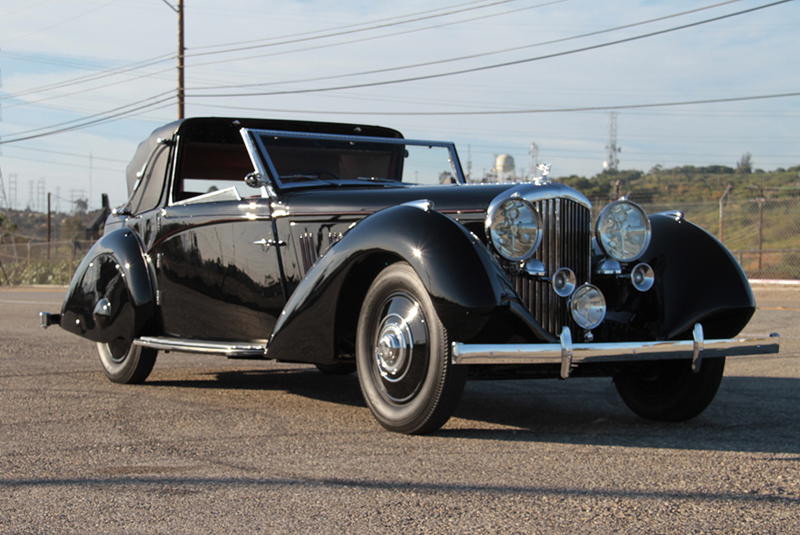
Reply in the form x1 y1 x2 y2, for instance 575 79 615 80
41 117 779 434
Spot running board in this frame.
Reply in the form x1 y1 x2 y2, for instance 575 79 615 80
134 336 268 358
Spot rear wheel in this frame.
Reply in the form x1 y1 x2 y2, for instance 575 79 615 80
97 339 157 384
614 357 725 422
356 262 467 434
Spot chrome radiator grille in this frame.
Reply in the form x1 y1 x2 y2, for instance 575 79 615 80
510 198 592 337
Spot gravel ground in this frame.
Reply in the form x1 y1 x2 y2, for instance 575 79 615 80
0 284 797 534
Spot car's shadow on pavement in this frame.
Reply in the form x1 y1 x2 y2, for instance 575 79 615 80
147 367 800 456
447 375 800 456
147 366 369 408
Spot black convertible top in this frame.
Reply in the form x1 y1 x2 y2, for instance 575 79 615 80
124 117 403 195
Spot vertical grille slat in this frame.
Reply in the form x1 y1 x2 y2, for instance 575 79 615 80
511 198 591 338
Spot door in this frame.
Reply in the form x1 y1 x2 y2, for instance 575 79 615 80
153 199 284 342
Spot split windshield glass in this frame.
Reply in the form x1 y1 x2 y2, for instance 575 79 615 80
250 130 464 189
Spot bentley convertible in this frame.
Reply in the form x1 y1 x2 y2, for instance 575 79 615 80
40 117 780 434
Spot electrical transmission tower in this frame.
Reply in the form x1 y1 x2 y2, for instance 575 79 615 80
529 143 539 179
0 163 17 282
0 165 8 216
9 174 16 210
604 112 621 172
37 179 46 214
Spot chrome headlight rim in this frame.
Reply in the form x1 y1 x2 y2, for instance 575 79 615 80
595 199 652 263
485 196 543 262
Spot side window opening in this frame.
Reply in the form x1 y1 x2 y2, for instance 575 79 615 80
173 140 257 203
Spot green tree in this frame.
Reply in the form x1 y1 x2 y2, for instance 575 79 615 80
736 153 753 174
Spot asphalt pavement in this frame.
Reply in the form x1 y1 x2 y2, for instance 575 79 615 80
1 284 798 534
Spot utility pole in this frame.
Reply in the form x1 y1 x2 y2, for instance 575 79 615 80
46 193 51 260
178 0 185 119
0 164 14 283
161 0 184 118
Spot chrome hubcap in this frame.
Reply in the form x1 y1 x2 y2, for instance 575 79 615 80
376 322 409 380
372 292 429 403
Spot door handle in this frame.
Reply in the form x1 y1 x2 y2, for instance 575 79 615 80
253 239 286 250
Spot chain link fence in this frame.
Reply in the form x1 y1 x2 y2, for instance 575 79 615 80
1 197 798 285
0 240 93 286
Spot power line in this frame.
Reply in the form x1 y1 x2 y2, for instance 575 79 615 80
0 0 527 102
4 90 174 137
1 66 176 112
185 0 567 72
0 0 123 46
0 94 175 145
187 0 504 53
0 53 175 101
187 0 535 57
187 0 746 92
0 153 123 174
189 90 800 116
5 145 128 164
187 0 793 99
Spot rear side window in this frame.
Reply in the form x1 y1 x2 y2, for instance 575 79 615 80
130 144 170 214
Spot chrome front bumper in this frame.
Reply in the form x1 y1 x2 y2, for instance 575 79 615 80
452 324 780 379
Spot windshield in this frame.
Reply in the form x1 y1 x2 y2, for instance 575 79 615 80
247 129 465 189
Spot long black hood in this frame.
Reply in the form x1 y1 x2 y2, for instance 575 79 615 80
278 183 521 216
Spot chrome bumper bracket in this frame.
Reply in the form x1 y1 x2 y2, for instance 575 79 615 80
560 327 573 379
692 323 704 373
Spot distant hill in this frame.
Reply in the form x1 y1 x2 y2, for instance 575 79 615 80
557 164 800 205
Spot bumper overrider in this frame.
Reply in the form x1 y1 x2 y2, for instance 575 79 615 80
452 324 780 379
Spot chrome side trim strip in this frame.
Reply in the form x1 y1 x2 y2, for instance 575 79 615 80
135 336 268 358
451 327 780 373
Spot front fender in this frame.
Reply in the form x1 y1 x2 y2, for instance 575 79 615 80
266 204 535 363
599 212 755 342
649 212 755 339
60 228 156 344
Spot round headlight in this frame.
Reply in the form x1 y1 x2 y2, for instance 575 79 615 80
596 200 651 263
569 284 606 330
485 197 542 261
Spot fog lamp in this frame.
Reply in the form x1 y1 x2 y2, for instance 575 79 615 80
552 267 577 297
631 263 655 292
570 284 606 330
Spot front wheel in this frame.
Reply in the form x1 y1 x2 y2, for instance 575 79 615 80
614 357 725 422
356 262 467 434
96 339 158 384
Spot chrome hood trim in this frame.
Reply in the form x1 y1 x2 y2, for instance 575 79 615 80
497 182 592 211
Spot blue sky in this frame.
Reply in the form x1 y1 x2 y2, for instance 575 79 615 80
0 0 798 211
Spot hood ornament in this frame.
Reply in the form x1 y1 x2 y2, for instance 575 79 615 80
533 163 552 185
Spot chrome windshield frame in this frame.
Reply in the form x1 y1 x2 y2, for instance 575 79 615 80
241 128 466 191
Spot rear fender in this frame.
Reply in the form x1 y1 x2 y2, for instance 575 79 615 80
60 228 156 345
266 203 541 363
